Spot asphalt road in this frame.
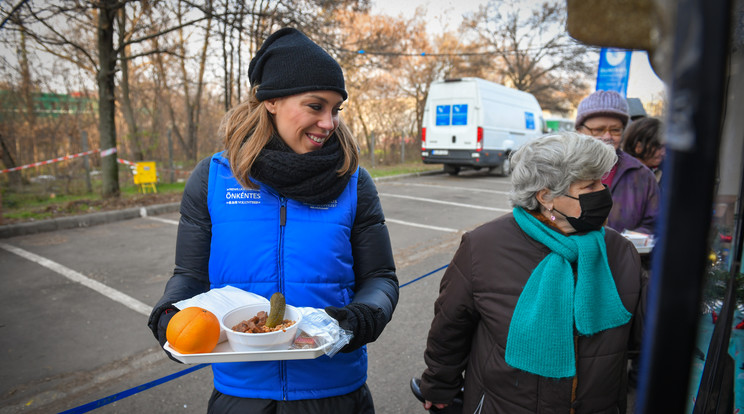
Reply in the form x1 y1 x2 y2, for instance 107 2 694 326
0 168 514 414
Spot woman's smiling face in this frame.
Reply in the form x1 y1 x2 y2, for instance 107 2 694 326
263 90 344 154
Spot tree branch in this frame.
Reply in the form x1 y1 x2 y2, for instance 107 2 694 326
23 5 99 70
122 48 183 61
0 0 30 29
117 14 210 52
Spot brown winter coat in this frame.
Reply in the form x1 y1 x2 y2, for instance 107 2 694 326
421 212 647 414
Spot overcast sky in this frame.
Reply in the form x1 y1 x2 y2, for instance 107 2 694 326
370 0 667 104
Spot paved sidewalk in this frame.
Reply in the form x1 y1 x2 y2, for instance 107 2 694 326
0 202 181 239
0 169 443 239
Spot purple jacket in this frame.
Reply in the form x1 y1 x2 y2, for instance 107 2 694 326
607 150 660 234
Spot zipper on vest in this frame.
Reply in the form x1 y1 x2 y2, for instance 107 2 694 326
278 197 288 400
281 360 288 400
278 197 287 296
280 200 287 226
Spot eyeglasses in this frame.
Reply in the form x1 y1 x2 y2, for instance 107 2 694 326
580 124 624 137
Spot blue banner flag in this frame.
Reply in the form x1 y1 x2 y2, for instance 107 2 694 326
595 48 632 97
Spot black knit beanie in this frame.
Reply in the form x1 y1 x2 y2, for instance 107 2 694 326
248 28 347 101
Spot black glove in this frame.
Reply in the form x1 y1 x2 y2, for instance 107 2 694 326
156 308 182 363
324 303 386 353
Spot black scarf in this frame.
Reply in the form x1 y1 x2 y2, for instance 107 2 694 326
250 134 351 204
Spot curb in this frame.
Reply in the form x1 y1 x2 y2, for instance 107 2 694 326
0 169 444 239
373 169 443 182
0 202 181 239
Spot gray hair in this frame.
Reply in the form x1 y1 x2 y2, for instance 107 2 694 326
508 132 618 210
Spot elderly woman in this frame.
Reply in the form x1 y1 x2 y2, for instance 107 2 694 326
419 132 647 413
574 90 660 234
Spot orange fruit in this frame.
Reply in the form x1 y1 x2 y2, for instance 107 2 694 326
166 307 220 354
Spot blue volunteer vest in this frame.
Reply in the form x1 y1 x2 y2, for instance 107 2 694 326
207 152 366 400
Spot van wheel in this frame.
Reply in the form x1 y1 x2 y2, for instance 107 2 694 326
498 158 511 177
444 165 460 176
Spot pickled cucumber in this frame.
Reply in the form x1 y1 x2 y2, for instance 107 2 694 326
266 292 286 328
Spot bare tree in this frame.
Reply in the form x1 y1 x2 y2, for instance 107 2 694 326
118 1 146 161
214 0 369 110
155 0 213 162
466 1 594 113
395 27 494 143
0 0 598 191
0 133 25 187
331 8 412 153
337 8 491 150
1 0 210 197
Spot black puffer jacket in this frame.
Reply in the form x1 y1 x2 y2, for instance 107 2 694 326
147 156 399 349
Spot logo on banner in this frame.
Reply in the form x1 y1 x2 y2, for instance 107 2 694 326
525 112 535 130
596 48 632 97
436 105 451 126
452 105 468 125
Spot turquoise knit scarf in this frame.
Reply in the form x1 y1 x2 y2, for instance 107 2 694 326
505 207 632 378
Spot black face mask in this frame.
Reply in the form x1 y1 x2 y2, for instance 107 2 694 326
552 186 613 232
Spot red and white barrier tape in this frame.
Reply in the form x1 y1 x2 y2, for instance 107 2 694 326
0 148 138 174
117 158 137 167
100 147 117 157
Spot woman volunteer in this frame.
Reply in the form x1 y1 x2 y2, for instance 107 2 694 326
148 28 399 413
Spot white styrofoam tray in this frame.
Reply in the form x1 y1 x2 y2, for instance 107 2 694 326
164 340 328 364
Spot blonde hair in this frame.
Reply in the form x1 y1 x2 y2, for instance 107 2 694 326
220 85 359 189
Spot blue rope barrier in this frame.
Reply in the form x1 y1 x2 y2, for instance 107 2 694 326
399 264 448 288
58 363 209 414
60 264 447 412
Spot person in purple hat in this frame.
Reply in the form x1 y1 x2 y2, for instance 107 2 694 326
575 90 660 234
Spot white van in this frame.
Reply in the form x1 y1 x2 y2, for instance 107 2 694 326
420 77 545 175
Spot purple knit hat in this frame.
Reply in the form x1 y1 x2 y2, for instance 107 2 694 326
575 90 630 127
